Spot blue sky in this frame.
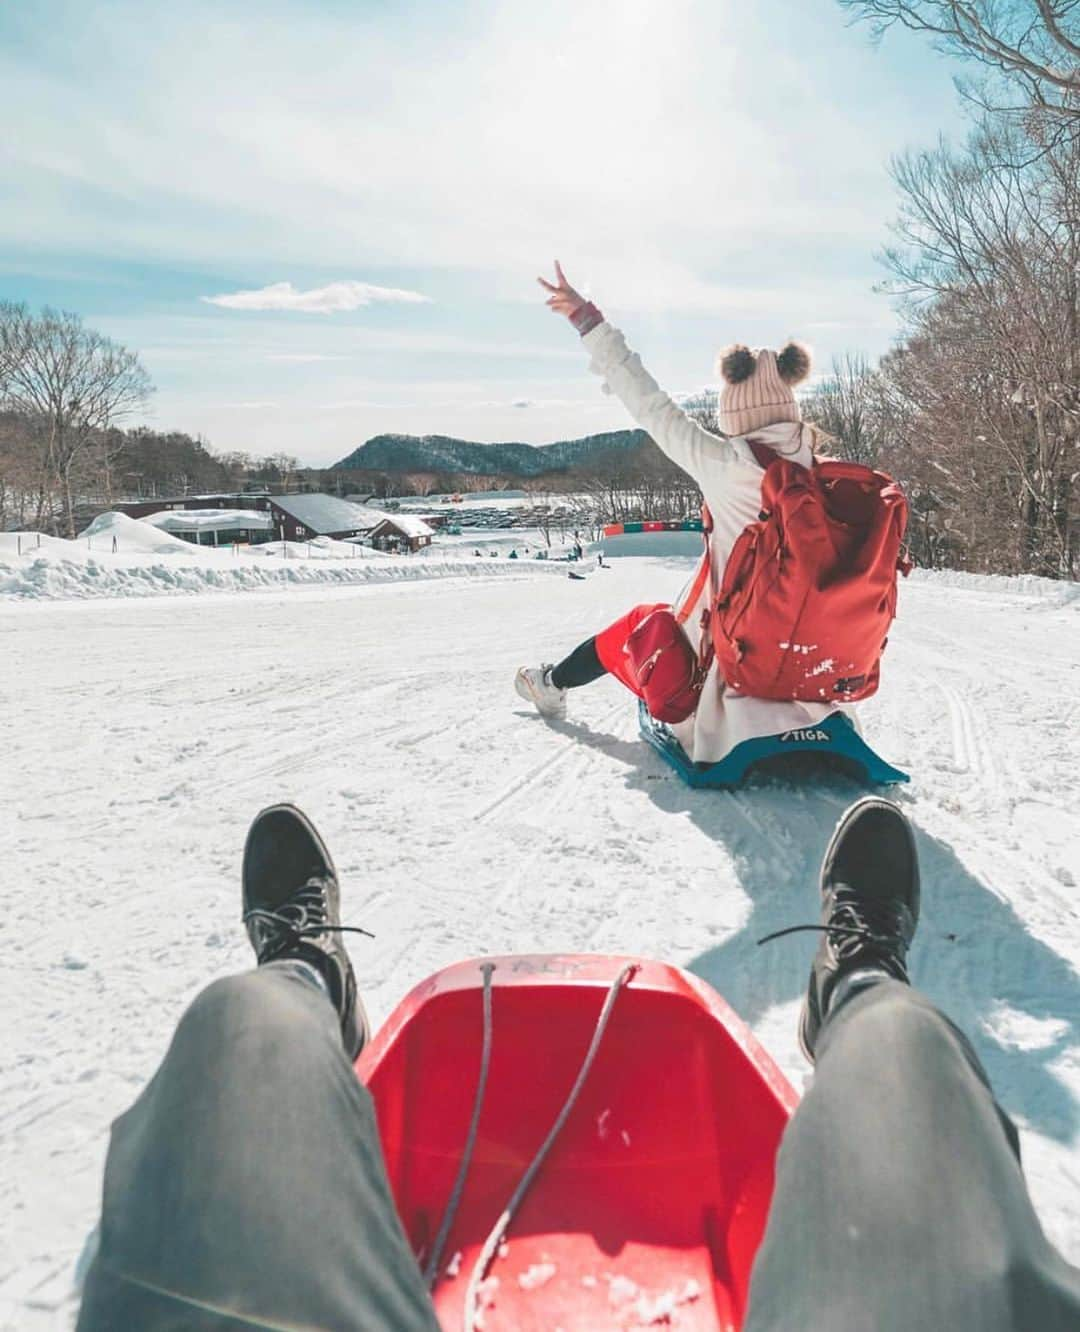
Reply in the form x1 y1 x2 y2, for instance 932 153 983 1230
0 0 967 466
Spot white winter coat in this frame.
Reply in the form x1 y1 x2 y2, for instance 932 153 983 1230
583 320 851 764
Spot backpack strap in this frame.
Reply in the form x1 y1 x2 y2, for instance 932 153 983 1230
747 438 778 470
674 504 718 686
675 502 713 625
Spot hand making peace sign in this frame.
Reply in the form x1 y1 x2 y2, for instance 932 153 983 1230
537 260 588 323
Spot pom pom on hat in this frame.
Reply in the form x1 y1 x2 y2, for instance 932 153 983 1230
718 344 757 384
776 341 811 385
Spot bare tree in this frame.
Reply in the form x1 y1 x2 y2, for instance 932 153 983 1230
0 304 152 536
804 354 883 464
874 115 1080 575
0 411 45 531
840 1 1080 118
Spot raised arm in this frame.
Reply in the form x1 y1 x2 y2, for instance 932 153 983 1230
538 261 735 484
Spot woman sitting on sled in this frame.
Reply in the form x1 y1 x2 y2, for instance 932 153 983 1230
515 262 907 771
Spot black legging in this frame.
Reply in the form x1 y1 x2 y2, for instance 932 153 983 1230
550 637 607 690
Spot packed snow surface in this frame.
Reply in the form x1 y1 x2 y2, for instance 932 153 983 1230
2 555 1079 1330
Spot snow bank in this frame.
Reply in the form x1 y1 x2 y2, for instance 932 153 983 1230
0 514 574 602
911 566 1080 607
0 551 565 601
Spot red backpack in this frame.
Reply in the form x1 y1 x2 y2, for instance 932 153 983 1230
710 444 911 703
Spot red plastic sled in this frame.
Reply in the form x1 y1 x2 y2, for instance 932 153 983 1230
355 955 797 1331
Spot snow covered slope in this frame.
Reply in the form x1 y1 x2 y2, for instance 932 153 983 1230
2 559 1078 1328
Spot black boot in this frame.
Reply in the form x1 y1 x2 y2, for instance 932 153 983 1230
242 804 370 1058
761 797 920 1063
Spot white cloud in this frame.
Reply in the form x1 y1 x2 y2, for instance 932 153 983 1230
203 281 431 314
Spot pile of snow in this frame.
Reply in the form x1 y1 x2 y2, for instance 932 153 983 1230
0 552 565 601
79 512 200 555
0 516 572 602
142 508 273 534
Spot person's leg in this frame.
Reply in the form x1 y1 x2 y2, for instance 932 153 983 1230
549 636 606 690
745 980 1080 1332
516 603 668 718
79 963 439 1332
79 804 439 1332
746 798 1080 1332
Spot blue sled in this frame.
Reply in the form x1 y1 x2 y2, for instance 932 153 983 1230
638 702 910 788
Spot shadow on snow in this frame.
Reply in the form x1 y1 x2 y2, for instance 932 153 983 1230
543 710 1080 1147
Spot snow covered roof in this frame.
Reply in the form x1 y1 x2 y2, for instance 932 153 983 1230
271 494 386 534
371 514 435 538
78 511 201 553
143 508 273 533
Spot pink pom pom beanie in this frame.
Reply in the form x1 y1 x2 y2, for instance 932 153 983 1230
717 343 811 437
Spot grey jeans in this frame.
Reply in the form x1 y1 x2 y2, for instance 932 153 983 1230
77 963 439 1331
745 981 1080 1332
79 968 1080 1331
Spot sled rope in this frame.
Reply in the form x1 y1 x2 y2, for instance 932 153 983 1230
462 962 637 1332
423 961 496 1288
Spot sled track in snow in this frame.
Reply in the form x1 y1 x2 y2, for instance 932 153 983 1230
471 700 628 824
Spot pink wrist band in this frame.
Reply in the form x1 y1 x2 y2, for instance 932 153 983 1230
570 302 604 336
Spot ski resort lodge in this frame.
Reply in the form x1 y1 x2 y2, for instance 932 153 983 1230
367 515 435 553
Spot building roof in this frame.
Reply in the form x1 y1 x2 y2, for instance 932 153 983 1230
271 494 386 534
371 514 435 538
143 508 273 533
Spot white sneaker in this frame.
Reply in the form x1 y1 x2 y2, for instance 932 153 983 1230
514 664 567 719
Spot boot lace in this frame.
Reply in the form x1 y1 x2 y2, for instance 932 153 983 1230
244 875 374 959
757 887 908 968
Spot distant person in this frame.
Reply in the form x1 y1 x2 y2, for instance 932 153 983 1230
77 801 1080 1331
515 262 899 756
